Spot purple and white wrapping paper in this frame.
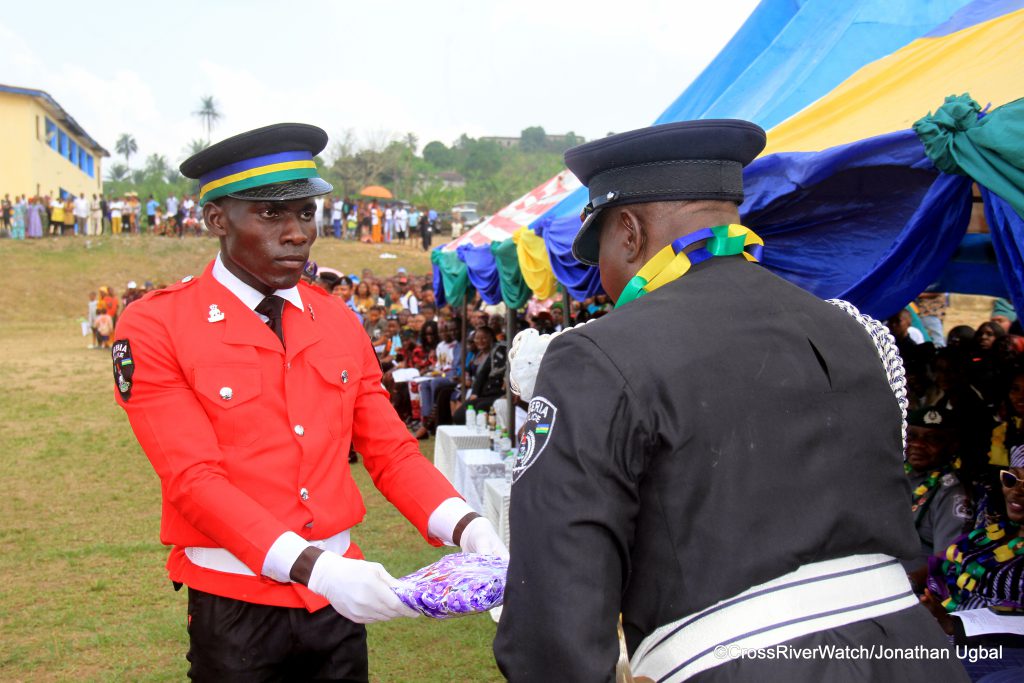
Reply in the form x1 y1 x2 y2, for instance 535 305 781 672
392 553 507 619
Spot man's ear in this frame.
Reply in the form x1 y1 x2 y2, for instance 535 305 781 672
204 201 227 237
618 208 647 264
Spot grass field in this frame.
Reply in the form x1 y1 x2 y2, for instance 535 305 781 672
0 234 503 682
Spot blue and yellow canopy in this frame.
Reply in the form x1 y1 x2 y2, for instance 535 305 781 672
434 0 1024 319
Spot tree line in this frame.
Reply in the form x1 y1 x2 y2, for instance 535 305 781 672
104 96 580 217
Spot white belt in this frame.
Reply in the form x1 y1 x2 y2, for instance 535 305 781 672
185 530 351 577
630 553 917 683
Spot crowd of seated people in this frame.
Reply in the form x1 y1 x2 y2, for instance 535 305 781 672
304 266 617 441
887 297 1024 679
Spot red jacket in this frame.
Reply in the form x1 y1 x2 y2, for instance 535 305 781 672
114 260 459 609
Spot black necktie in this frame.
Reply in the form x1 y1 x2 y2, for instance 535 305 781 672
255 295 286 348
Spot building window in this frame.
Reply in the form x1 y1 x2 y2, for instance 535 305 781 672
45 117 96 178
45 118 58 150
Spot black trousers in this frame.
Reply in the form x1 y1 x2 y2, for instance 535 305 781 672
186 588 368 682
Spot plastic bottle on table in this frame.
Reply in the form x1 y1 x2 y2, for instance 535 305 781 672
476 410 488 434
465 404 476 429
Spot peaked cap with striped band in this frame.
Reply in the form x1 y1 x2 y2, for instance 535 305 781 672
564 119 766 266
180 123 333 206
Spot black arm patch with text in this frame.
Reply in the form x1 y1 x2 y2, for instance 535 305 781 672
112 339 135 401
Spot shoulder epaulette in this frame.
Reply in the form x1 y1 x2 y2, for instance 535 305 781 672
144 274 200 299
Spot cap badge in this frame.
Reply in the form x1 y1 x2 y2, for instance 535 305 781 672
207 304 225 323
924 410 942 425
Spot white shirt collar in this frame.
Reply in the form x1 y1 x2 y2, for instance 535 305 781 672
212 253 304 318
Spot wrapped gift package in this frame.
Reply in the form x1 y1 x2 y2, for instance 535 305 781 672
392 552 507 619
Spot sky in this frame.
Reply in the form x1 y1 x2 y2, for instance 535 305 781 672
0 0 759 168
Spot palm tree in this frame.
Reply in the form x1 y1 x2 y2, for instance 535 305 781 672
182 138 208 160
107 163 129 182
145 153 169 179
115 134 138 170
193 96 222 144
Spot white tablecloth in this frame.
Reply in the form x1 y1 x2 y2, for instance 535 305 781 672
483 477 512 548
453 449 507 513
433 425 491 481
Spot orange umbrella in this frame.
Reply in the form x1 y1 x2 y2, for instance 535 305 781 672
359 185 393 199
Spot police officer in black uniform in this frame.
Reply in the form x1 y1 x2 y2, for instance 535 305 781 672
493 121 968 682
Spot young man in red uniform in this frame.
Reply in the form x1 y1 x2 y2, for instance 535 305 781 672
112 123 505 681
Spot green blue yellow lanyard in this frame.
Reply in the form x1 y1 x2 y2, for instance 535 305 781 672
615 224 764 308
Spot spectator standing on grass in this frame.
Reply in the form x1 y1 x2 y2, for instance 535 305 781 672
383 204 393 243
100 194 110 233
93 305 113 348
10 195 25 240
346 207 357 240
62 196 75 236
90 194 103 235
87 291 99 347
166 193 179 226
419 206 432 251
25 197 43 238
113 123 505 679
110 197 123 234
74 193 89 236
371 201 382 243
181 194 195 226
1 193 11 235
331 195 343 238
408 206 420 245
49 195 64 235
395 205 408 244
146 195 159 233
100 286 119 324
130 194 142 234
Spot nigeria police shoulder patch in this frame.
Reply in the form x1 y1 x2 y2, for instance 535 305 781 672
512 396 557 484
112 339 135 401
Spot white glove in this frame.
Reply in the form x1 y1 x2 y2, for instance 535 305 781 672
509 322 594 401
459 516 509 560
307 551 419 624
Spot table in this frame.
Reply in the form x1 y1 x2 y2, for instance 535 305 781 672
453 449 507 513
433 424 491 480
483 477 512 548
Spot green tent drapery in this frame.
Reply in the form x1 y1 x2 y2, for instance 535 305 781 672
490 238 533 310
914 93 1024 219
431 249 470 308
